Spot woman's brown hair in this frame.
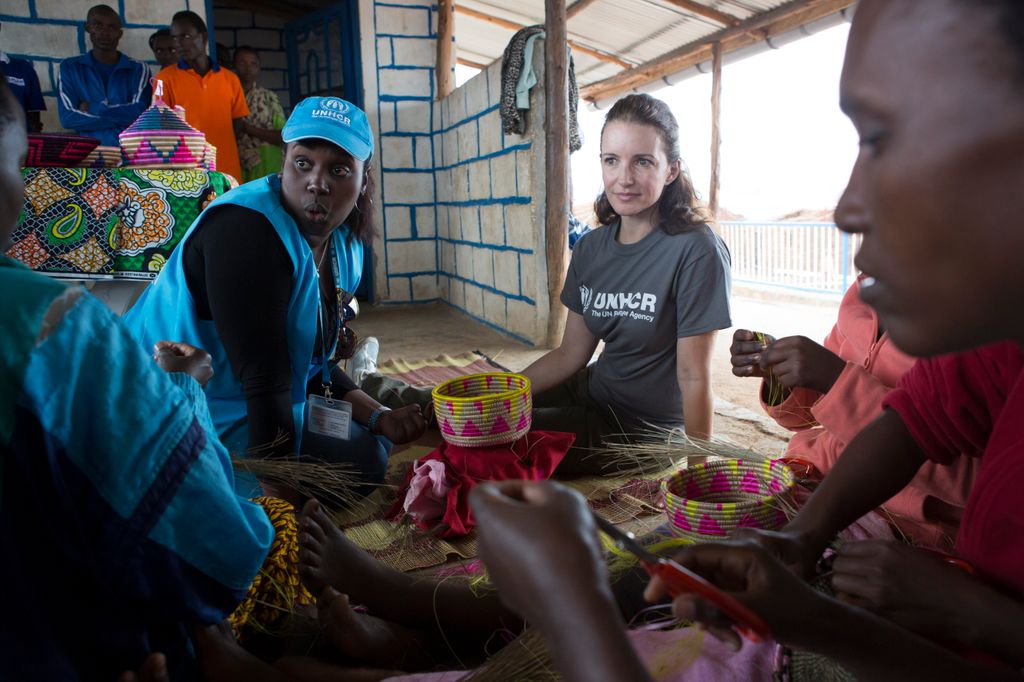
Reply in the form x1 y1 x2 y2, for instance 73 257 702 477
593 93 711 234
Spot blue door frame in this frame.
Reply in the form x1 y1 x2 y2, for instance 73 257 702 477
285 1 373 301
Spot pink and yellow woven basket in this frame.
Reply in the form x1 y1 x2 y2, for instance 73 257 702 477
119 94 211 169
662 458 795 541
432 372 532 447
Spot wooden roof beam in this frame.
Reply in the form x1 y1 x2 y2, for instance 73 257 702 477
454 5 631 69
458 57 491 70
662 0 742 27
580 0 855 102
566 0 600 19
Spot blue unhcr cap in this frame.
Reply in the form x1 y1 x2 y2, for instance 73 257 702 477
282 96 374 161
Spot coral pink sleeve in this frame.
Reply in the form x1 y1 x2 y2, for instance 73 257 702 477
811 362 893 446
762 384 821 431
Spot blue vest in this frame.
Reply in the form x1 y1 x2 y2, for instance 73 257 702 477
124 175 363 463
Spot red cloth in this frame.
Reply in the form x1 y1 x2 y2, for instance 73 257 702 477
388 430 575 537
883 341 1024 598
765 279 978 547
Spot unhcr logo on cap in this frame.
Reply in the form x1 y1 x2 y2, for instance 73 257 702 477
282 95 375 161
320 98 350 114
312 98 353 126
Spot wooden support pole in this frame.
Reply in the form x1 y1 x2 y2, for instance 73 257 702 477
455 5 630 68
544 0 569 348
436 0 455 99
708 41 722 218
581 0 854 102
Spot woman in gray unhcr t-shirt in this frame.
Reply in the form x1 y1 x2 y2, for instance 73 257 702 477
522 94 731 475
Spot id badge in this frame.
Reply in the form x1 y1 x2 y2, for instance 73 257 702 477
306 394 352 440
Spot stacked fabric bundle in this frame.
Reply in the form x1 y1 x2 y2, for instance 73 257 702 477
119 98 210 169
25 133 99 168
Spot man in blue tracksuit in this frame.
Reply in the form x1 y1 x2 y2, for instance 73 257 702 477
58 4 151 146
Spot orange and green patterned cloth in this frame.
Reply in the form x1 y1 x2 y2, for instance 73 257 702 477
7 167 237 280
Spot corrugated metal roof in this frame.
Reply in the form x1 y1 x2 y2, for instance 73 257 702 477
454 0 843 96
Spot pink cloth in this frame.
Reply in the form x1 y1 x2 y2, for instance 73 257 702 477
402 459 451 524
763 279 977 548
388 430 575 537
384 628 777 681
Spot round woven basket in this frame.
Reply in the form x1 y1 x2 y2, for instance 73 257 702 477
662 458 795 541
432 372 532 447
121 134 206 167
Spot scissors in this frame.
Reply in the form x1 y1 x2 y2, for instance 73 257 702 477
593 513 771 643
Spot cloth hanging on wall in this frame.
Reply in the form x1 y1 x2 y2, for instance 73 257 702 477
500 25 582 153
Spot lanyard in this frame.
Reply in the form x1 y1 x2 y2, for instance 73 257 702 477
315 238 342 397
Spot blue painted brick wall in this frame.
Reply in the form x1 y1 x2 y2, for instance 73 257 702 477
369 1 545 344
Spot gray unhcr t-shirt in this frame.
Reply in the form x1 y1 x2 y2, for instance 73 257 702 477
561 221 732 426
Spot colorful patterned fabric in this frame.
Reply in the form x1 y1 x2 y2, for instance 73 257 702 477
239 84 285 182
6 167 234 279
0 255 274 679
229 496 315 641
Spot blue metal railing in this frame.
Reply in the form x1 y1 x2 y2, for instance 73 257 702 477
718 221 861 296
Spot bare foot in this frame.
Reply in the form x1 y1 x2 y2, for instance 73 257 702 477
298 499 406 608
317 586 432 669
193 621 286 682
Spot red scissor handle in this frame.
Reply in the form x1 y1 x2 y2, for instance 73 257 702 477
644 558 772 643
941 556 974 574
778 456 821 481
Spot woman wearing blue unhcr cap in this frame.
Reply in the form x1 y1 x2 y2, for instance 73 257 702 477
125 96 426 497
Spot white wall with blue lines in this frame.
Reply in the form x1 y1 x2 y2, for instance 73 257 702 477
367 0 549 345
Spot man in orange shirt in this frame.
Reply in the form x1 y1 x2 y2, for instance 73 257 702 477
157 11 247 181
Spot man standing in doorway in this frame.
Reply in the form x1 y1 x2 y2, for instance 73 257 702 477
157 11 248 181
57 5 151 146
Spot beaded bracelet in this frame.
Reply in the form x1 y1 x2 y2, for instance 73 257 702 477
367 407 391 434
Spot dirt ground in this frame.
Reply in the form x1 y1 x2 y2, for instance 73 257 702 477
354 290 841 457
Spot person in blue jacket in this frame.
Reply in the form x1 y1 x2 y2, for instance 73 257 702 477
125 96 426 499
57 4 151 146
0 78 273 680
0 23 46 132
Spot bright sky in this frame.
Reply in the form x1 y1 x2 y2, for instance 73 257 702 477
571 22 857 220
454 23 856 220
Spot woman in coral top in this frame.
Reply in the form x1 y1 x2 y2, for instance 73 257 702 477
731 277 977 548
